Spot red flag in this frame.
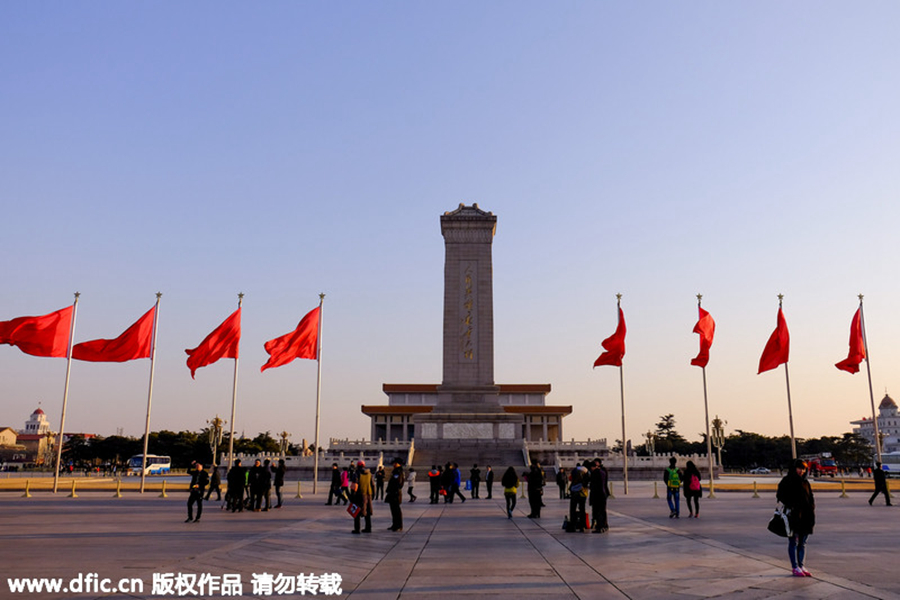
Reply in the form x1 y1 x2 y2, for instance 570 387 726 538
758 307 790 374
0 306 74 358
690 307 716 368
185 308 241 379
72 307 155 362
835 308 865 374
261 307 320 372
593 307 626 368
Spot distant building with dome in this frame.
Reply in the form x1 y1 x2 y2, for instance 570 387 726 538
14 408 55 466
851 394 900 454
22 408 51 435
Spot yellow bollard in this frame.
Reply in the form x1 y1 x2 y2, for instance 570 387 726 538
608 481 615 500
68 479 78 499
752 481 760 499
158 479 168 498
652 481 659 499
296 480 303 499
22 479 32 498
840 479 849 499
114 478 123 498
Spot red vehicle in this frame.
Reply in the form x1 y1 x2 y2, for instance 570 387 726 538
802 453 838 477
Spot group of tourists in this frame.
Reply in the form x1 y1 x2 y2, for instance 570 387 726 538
663 457 704 518
183 458 287 523
495 459 609 534
321 458 408 533
182 452 895 580
561 459 610 533
660 455 893 578
424 463 495 503
224 458 287 512
663 456 815 576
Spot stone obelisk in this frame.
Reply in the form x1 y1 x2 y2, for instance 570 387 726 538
415 204 522 442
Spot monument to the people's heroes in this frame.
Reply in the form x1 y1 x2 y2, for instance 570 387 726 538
360 204 574 469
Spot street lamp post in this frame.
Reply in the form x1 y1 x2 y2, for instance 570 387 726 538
279 431 290 459
711 416 726 469
207 416 225 468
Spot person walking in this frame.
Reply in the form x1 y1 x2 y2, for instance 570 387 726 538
226 459 246 513
385 459 405 532
205 466 222 502
248 459 265 512
260 459 273 511
339 466 350 505
326 463 342 506
683 460 702 518
449 463 466 503
441 463 453 503
556 467 568 500
272 459 286 508
470 465 481 499
407 467 417 502
428 465 441 504
526 463 544 518
664 457 682 519
186 462 209 523
501 466 519 519
351 460 373 534
777 459 816 577
485 466 494 499
590 459 609 533
375 465 386 501
869 462 893 506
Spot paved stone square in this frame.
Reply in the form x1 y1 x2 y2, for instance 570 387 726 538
2 483 898 599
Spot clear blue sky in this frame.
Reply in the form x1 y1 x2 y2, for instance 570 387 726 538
3 2 900 448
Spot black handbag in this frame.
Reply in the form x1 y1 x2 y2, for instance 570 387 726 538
767 504 791 537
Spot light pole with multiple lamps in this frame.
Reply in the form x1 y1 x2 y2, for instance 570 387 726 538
207 416 225 468
279 431 290 459
711 415 726 470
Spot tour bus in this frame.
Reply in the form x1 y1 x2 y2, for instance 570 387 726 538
881 452 900 478
127 454 172 476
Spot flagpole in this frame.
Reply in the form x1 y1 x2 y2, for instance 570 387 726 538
53 292 80 494
140 293 162 493
614 294 628 495
858 294 882 464
313 293 325 495
778 294 797 460
697 294 716 498
227 293 243 472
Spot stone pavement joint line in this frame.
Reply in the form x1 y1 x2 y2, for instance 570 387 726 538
2 485 899 600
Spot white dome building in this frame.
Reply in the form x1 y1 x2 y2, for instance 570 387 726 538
851 394 900 454
22 408 51 436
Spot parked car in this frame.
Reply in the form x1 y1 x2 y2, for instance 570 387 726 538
749 467 770 474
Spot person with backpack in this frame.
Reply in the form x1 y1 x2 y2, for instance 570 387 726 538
683 460 702 518
566 463 589 532
664 457 682 519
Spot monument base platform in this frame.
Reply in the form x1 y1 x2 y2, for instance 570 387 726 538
412 412 526 470
413 411 523 441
